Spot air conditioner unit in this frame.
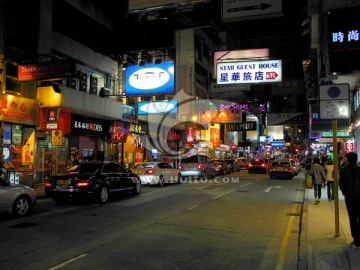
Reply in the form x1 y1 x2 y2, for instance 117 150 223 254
78 71 87 83
99 87 113 98
66 79 79 90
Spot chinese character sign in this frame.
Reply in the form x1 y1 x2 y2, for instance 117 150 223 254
216 60 282 84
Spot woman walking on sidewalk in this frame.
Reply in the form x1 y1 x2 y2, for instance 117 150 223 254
325 158 335 201
309 157 326 205
339 152 360 248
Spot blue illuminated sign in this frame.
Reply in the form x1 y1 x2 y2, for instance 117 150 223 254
138 100 178 115
124 62 175 95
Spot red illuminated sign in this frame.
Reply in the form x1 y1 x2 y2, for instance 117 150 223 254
18 61 75 81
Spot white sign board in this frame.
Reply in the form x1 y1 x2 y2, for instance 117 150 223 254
319 100 349 119
216 60 282 84
222 0 283 22
129 0 210 11
319 84 349 100
319 84 350 119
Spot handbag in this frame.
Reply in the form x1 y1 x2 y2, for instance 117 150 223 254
306 174 313 189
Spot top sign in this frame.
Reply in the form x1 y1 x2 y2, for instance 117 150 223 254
319 84 349 100
222 0 283 22
216 60 282 84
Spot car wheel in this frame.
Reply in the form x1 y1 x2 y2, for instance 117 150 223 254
158 176 165 187
132 179 142 195
98 186 109 204
12 196 31 217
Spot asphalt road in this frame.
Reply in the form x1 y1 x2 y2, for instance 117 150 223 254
0 170 304 270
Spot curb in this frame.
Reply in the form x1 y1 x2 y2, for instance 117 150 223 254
298 184 309 270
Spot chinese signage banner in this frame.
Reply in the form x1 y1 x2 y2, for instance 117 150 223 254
210 128 220 148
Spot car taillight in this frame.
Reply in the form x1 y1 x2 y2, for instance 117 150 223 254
197 164 201 169
76 182 89 187
45 183 52 187
145 169 154 175
178 165 182 169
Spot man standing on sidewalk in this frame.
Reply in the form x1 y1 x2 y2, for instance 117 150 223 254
339 152 360 248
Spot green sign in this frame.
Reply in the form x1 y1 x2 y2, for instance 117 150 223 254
321 131 350 138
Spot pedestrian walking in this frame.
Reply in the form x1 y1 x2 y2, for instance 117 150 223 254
68 153 80 166
339 152 360 248
325 158 335 201
308 157 326 205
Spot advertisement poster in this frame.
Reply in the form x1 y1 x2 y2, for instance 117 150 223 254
134 148 144 163
12 124 22 145
22 130 35 164
210 128 220 148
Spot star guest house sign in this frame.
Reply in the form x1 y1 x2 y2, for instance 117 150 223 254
216 60 282 84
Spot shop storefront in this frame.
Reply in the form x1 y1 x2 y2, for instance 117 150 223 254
0 94 38 186
36 111 109 182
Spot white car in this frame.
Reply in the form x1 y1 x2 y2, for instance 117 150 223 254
0 178 37 217
131 162 181 187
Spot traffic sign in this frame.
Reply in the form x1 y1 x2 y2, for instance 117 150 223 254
319 84 349 119
51 130 63 146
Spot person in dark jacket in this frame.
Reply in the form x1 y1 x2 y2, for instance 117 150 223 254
339 152 360 248
308 157 326 205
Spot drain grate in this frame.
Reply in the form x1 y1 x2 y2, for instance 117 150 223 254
7 222 38 228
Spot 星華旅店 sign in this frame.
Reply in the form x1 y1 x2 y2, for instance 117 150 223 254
216 60 282 84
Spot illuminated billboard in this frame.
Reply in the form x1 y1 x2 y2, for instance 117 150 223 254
216 60 282 84
213 48 269 78
124 61 175 95
138 100 178 115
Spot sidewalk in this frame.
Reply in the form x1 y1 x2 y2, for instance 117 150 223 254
299 182 360 270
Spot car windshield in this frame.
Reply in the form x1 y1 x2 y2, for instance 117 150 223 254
272 161 290 166
132 163 155 169
181 156 198 163
78 163 103 174
251 160 264 165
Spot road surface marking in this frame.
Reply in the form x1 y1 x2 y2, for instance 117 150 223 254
275 179 303 270
264 186 281 192
48 254 88 270
212 189 234 199
188 205 198 210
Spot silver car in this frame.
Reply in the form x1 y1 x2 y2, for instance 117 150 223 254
0 178 37 217
132 161 181 186
179 155 216 179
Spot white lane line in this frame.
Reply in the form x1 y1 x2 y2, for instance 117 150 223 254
197 183 223 189
240 182 252 187
188 205 198 210
48 254 88 270
264 186 281 192
212 189 234 199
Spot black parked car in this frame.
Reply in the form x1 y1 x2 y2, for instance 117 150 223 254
45 161 141 203
248 158 268 174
